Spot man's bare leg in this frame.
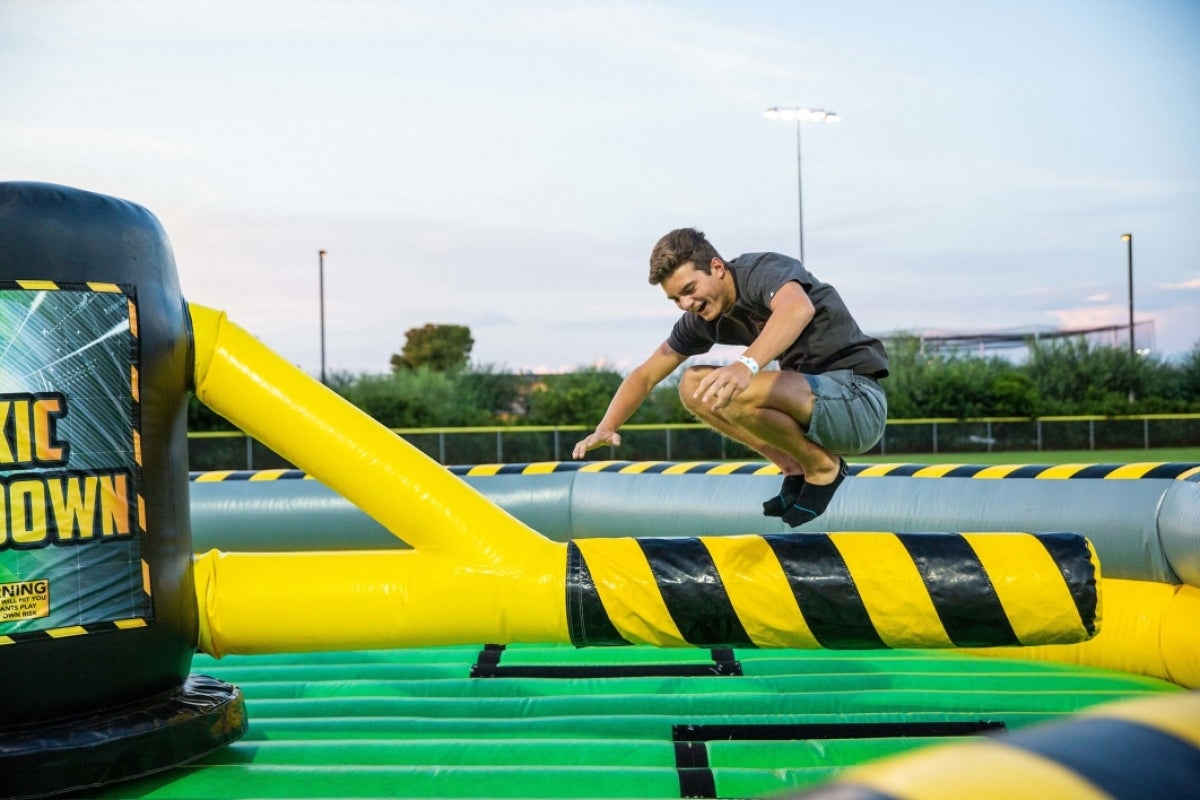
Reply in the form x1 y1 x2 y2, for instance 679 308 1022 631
679 369 801 469
678 368 809 516
680 366 847 524
680 367 838 477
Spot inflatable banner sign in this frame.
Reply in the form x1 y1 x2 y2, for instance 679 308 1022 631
0 282 150 640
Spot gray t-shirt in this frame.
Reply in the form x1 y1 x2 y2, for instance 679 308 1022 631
666 252 889 377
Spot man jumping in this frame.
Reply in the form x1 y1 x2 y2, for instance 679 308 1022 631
573 227 888 525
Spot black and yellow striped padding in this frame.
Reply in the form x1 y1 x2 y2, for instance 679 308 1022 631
190 460 1200 482
191 469 311 483
456 460 1200 480
0 279 126 293
802 690 1200 800
566 531 1099 649
0 618 149 647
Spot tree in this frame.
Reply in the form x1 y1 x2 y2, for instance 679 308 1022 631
986 371 1040 417
459 363 526 421
1179 343 1200 400
1027 338 1138 415
391 324 473 372
187 395 225 432
639 372 692 423
337 368 491 428
881 335 1041 418
525 368 625 426
873 335 921 419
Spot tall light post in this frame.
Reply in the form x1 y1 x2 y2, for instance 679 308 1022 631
1121 234 1134 358
318 249 327 385
763 106 841 264
1121 233 1134 403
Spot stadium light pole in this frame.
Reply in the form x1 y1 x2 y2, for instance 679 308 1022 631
763 106 841 264
1121 234 1134 358
1121 233 1134 403
319 249 327 385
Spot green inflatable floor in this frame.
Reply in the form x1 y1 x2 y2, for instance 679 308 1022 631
91 645 1179 799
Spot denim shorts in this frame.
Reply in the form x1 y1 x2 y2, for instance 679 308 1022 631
803 369 888 455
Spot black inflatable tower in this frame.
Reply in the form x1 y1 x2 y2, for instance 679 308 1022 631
0 183 244 797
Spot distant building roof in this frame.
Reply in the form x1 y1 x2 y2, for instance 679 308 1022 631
880 321 1155 357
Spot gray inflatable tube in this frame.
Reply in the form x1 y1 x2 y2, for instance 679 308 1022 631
189 461 1200 588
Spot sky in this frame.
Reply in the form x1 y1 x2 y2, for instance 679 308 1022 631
2 0 1198 375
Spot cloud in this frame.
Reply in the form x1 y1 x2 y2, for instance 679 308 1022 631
1042 302 1199 356
6 0 1197 372
1160 277 1200 291
1045 306 1126 330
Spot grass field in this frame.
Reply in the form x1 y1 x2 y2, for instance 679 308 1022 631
854 446 1200 465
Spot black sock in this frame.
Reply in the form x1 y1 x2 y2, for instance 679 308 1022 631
781 459 847 527
763 474 805 517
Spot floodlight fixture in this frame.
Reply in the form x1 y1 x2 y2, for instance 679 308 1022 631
762 106 842 262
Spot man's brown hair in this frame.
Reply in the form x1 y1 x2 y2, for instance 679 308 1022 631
648 227 723 285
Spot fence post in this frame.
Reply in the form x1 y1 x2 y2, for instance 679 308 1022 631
986 420 993 453
1144 417 1150 450
1036 418 1043 451
665 428 672 461
245 435 253 470
932 422 939 454
1089 419 1095 450
496 430 503 463
553 428 560 461
439 432 446 464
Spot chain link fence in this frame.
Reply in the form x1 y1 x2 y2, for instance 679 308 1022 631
187 415 1200 471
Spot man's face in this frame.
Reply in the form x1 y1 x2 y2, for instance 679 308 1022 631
661 259 730 321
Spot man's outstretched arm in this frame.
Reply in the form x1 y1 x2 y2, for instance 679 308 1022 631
572 341 686 458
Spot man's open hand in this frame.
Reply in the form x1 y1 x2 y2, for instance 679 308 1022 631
572 429 621 459
695 362 752 411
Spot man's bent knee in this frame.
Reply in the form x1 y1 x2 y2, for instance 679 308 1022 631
678 366 715 413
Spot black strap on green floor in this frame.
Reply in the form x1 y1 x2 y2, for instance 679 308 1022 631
470 645 742 678
674 720 1005 741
